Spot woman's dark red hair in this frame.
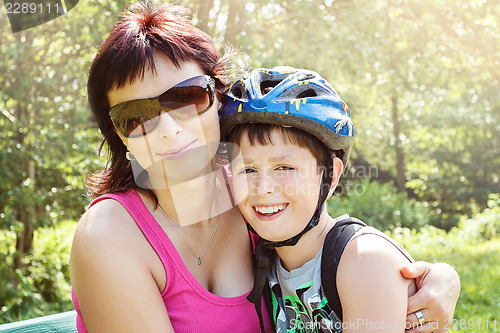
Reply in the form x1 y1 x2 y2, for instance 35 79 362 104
86 0 230 203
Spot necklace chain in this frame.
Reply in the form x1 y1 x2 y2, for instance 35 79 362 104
158 180 221 265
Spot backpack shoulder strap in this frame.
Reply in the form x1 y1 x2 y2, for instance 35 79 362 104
321 216 366 321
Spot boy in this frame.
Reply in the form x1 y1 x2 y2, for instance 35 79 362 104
219 67 418 332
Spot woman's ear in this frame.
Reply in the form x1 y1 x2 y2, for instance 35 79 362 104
327 157 344 199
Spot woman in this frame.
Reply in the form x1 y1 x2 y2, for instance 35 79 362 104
69 1 459 332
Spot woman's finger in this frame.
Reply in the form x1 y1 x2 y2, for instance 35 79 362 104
400 261 431 283
406 310 430 328
406 285 436 316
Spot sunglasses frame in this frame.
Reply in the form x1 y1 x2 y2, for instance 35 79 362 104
109 75 216 138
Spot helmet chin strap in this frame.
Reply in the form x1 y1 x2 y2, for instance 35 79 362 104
261 203 324 247
248 154 334 248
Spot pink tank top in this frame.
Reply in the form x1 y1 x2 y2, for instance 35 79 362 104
72 190 272 332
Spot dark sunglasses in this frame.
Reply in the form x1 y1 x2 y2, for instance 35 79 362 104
109 75 216 138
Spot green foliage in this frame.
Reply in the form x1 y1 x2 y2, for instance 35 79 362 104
452 240 500 333
387 195 500 254
0 1 113 237
29 221 75 305
0 221 75 324
387 196 500 332
388 214 500 332
328 178 431 231
455 193 500 242
390 226 500 332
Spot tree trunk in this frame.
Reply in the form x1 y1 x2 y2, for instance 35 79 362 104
197 0 214 35
13 107 36 271
14 209 35 269
13 31 36 271
223 0 242 46
391 94 406 192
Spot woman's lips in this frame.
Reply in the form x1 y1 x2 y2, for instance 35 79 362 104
157 141 197 160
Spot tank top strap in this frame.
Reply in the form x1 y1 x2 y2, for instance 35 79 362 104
88 190 165 244
88 190 155 229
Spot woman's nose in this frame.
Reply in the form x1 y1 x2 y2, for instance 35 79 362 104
156 110 182 139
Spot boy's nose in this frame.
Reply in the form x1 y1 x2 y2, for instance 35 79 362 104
156 110 182 139
252 172 277 196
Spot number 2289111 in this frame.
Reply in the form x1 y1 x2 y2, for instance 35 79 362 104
5 2 64 15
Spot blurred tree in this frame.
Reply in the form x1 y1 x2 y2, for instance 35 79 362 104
189 0 499 227
0 0 131 273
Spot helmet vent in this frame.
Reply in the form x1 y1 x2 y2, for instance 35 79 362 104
229 81 248 100
260 81 280 96
276 85 330 102
298 72 316 81
296 89 318 99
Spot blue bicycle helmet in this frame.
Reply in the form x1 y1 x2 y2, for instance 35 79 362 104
219 66 354 168
219 66 355 249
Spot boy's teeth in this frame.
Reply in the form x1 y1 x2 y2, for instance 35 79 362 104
255 205 285 214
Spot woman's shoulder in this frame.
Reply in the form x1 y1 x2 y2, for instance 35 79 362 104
70 194 171 332
82 195 136 232
70 192 164 288
72 194 146 259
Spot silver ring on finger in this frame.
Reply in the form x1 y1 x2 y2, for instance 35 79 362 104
414 311 425 325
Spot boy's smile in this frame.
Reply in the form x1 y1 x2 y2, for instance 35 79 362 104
231 129 323 242
253 204 287 215
252 203 288 221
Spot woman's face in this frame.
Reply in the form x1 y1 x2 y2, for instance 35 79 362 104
108 53 221 185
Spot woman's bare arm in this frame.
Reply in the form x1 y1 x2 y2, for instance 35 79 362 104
70 200 174 333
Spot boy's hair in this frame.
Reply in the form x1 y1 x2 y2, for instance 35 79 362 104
226 123 336 171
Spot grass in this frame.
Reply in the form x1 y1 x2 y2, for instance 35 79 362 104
390 227 500 333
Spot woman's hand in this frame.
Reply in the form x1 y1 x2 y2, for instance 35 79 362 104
400 261 460 333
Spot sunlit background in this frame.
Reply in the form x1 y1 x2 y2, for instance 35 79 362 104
1 0 498 329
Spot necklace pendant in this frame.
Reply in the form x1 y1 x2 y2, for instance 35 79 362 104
158 180 220 268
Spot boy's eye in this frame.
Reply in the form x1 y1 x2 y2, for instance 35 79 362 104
276 165 295 171
239 167 256 174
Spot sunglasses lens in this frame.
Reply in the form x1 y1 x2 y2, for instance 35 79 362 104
124 115 159 138
159 84 212 120
110 98 160 138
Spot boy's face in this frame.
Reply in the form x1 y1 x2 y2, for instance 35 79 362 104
231 129 323 242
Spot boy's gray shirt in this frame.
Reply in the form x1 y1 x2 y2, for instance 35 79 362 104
268 245 342 333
